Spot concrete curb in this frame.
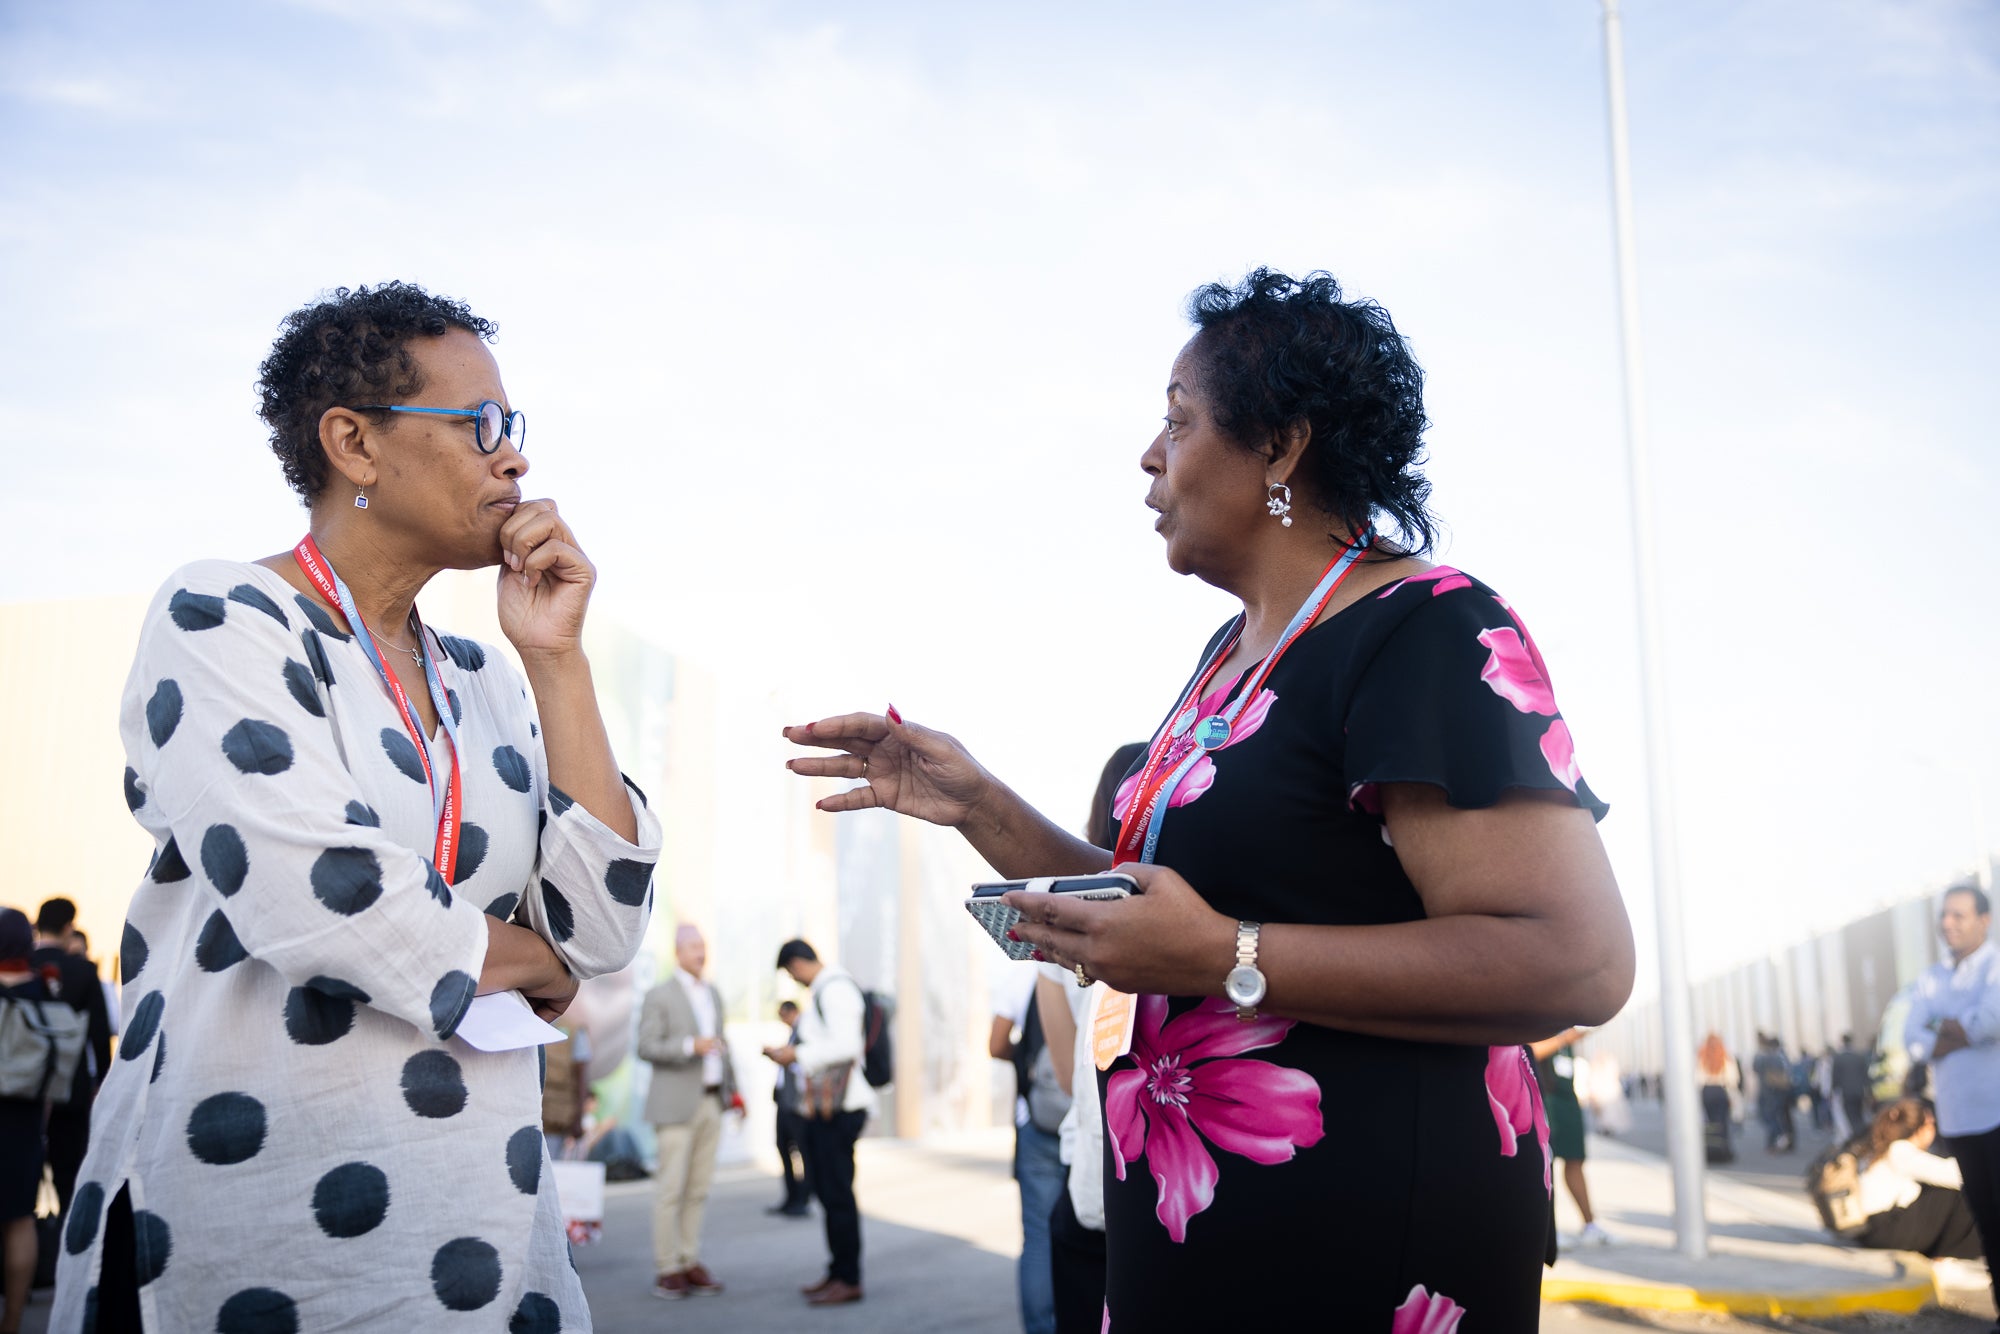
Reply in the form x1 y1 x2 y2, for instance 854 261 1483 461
1540 1255 1937 1317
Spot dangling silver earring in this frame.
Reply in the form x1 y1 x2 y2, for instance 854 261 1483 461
355 486 369 510
1266 483 1293 527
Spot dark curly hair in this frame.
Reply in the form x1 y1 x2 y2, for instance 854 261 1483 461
256 282 497 503
1184 268 1436 555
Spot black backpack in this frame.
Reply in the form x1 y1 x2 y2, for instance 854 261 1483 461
817 977 896 1089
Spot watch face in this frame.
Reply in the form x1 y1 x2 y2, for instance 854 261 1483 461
1225 965 1266 1008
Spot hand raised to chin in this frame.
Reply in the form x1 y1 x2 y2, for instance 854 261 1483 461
495 499 594 656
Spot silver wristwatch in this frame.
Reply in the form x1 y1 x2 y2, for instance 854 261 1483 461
1224 921 1266 1021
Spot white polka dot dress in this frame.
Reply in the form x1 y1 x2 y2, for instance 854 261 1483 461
50 561 661 1333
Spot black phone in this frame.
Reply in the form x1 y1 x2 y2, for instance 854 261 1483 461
964 874 1139 960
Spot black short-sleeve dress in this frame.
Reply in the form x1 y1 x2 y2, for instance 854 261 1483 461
1099 566 1606 1333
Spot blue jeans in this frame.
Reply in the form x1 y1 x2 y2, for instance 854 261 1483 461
1015 1121 1064 1334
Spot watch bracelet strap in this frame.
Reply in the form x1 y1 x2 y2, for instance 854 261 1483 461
1234 920 1262 1019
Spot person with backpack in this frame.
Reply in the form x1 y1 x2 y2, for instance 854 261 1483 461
991 962 1070 1334
1 906 67 1334
767 938 875 1307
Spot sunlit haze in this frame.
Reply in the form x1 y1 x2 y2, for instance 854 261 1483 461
4 0 1996 994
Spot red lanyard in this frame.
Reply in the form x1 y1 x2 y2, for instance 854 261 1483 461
1114 534 1371 865
293 537 464 884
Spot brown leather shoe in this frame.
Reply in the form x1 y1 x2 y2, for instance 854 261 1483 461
801 1275 835 1296
683 1264 723 1295
653 1272 690 1300
806 1279 863 1306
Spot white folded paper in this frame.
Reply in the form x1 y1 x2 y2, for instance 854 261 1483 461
455 991 566 1052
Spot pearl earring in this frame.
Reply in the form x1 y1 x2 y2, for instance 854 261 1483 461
1266 483 1293 527
355 487 369 510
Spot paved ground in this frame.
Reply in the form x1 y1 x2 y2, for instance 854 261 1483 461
15 1110 2000 1330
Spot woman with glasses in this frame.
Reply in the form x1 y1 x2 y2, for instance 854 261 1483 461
53 282 660 1333
786 269 1633 1330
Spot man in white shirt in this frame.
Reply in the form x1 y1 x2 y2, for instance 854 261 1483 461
1904 883 2000 1307
765 938 875 1307
636 925 736 1300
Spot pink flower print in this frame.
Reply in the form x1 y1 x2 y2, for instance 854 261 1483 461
1392 1284 1466 1334
1476 627 1557 715
1104 995 1324 1243
1112 685 1277 821
1484 1045 1553 1193
1540 718 1581 791
1377 565 1473 600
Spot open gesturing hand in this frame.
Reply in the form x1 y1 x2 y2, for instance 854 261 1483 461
782 710 991 828
495 498 594 658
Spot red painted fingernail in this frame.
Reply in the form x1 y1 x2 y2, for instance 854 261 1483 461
1030 950 1045 961
1005 929 1019 941
886 704 903 725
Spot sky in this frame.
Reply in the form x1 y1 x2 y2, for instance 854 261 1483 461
3 0 1996 992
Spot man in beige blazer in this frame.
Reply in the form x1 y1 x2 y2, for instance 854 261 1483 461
637 924 736 1299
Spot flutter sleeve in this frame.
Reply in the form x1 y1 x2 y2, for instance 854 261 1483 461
1343 580 1609 822
511 729 662 981
120 564 490 1039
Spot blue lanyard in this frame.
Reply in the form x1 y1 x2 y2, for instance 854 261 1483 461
1130 529 1373 865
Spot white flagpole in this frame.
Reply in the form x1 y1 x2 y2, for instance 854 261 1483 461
1601 0 1708 1258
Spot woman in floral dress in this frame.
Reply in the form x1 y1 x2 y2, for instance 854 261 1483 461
786 269 1632 1330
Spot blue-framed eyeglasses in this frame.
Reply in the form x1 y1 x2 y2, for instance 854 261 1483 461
353 400 527 455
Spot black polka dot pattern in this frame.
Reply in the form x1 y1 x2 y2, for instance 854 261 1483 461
437 635 486 672
284 985 356 1046
381 728 427 783
186 1092 267 1165
121 991 164 1060
510 1291 561 1334
292 595 350 641
146 679 183 747
343 800 379 827
151 836 192 884
423 860 451 906
547 786 575 817
123 766 145 812
430 971 476 1038
132 1208 172 1285
120 924 147 984
311 1162 390 1238
301 629 335 687
447 688 463 725
151 1031 166 1083
622 772 650 806
454 823 488 882
65 1182 104 1254
201 823 249 895
82 1287 98 1332
491 745 531 793
226 582 288 627
216 1287 299 1334
222 719 294 776
194 909 248 972
305 975 371 1004
282 659 325 717
431 1236 502 1311
604 859 651 907
540 880 574 942
169 588 228 632
311 847 384 915
401 1051 467 1118
506 1126 541 1195
483 892 519 920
